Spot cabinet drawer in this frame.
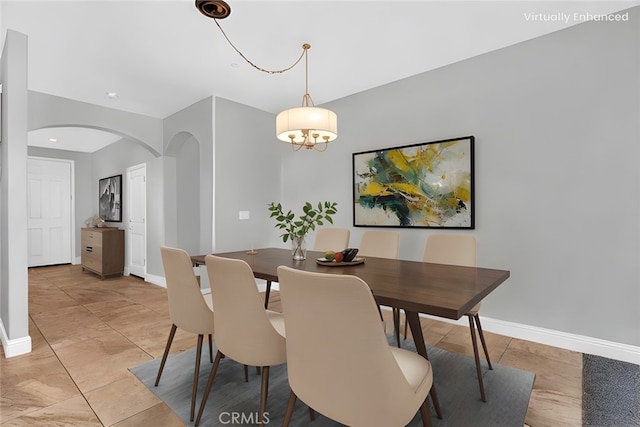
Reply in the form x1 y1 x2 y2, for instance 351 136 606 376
82 256 102 272
82 231 103 248
82 244 102 261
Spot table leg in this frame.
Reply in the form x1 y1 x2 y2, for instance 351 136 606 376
405 310 443 419
264 280 272 309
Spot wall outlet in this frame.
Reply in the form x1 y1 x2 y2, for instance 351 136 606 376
239 210 250 220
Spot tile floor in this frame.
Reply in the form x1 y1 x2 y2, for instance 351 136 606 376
1 264 582 426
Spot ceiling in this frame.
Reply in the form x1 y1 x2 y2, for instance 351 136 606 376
1 0 638 152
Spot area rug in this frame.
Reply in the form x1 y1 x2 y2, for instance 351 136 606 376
130 338 534 426
583 353 640 426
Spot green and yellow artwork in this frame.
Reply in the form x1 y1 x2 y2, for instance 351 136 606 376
353 136 474 228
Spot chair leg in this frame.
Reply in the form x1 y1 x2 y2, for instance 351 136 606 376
474 314 493 370
403 311 408 339
419 396 433 427
244 364 249 382
195 350 223 426
282 390 297 427
208 334 213 363
468 315 487 402
258 366 270 427
191 334 204 421
154 324 177 386
264 280 272 309
393 308 401 348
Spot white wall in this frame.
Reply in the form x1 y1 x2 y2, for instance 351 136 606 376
0 30 30 357
29 92 163 156
279 8 640 347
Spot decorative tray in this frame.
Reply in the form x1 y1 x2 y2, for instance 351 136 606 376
316 257 365 267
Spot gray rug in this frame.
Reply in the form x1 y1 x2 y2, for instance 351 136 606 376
583 353 640 426
130 337 534 426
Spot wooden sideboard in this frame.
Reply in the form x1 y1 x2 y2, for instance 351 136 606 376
81 227 125 279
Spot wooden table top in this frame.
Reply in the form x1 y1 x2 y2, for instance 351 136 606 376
192 247 510 320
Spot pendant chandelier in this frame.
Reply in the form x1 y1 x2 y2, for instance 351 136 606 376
195 0 338 152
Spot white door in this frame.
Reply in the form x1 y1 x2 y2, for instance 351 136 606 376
27 157 73 266
127 164 146 278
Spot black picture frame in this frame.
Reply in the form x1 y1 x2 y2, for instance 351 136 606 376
353 136 474 229
99 174 123 222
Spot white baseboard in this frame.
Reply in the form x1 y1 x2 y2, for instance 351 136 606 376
145 273 166 288
479 316 640 366
410 311 640 366
0 318 32 358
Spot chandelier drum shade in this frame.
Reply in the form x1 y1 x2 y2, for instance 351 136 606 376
276 106 337 148
276 44 337 151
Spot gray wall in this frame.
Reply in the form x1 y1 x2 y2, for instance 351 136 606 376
164 96 214 255
214 97 281 252
278 8 640 346
175 138 200 255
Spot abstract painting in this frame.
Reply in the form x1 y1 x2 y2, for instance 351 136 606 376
353 136 474 228
99 174 122 222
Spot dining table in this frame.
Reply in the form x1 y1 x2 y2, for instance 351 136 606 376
192 247 510 419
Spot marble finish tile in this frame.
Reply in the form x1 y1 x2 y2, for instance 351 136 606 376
62 346 153 393
84 375 162 426
1 395 102 426
111 402 185 427
501 338 583 399
58 282 125 305
30 306 114 350
1 350 81 422
525 389 582 427
83 298 142 319
53 330 143 371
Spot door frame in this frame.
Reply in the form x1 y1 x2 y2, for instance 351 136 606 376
27 156 75 266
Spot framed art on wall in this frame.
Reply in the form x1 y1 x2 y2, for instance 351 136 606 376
99 174 122 222
353 136 474 229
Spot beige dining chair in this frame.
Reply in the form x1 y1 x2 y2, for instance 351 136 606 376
277 266 433 427
358 229 400 259
357 230 403 346
312 227 350 252
195 255 287 427
423 234 492 402
157 246 215 422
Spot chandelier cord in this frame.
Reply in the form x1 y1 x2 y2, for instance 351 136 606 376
213 19 308 75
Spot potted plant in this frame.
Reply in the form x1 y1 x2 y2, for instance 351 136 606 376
268 201 338 260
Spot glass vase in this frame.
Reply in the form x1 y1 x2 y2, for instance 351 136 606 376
291 235 307 261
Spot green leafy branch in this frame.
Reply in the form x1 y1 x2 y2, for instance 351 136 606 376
268 201 338 243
